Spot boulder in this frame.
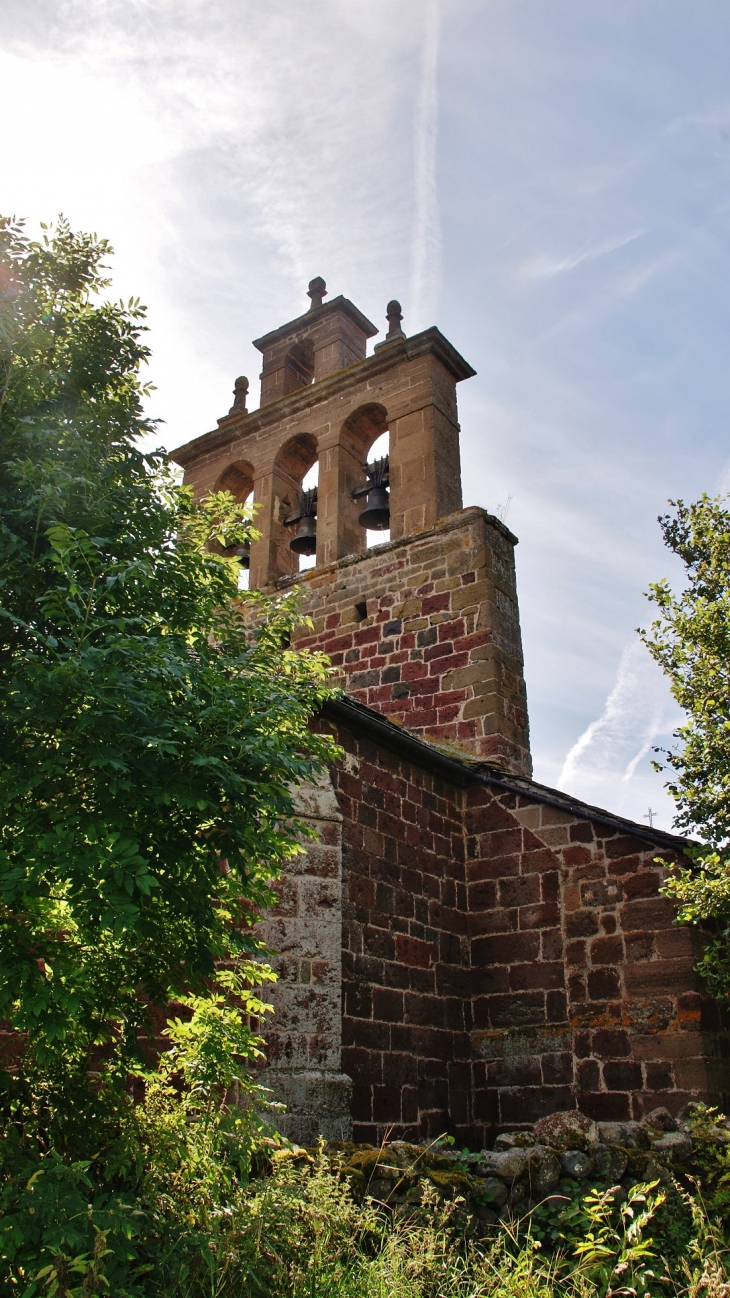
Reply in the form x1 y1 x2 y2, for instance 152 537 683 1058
491 1148 532 1181
474 1151 502 1177
478 1176 509 1207
650 1130 692 1161
426 1169 474 1199
560 1150 593 1180
593 1144 629 1181
494 1133 520 1150
533 1110 598 1152
597 1121 650 1149
526 1145 562 1194
641 1106 678 1133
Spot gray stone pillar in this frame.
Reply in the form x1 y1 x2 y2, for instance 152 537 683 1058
256 771 352 1143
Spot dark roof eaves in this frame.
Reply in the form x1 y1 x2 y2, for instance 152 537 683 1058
321 695 691 852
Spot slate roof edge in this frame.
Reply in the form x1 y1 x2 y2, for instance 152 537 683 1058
321 694 691 852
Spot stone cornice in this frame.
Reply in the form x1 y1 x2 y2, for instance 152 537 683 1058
252 294 378 350
270 507 519 595
169 327 476 468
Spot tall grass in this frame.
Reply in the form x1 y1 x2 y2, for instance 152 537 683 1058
153 1152 730 1298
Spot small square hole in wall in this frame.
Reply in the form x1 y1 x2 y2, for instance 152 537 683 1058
355 601 368 623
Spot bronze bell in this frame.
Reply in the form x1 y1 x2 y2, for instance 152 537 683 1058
222 540 251 568
358 485 390 530
290 515 317 555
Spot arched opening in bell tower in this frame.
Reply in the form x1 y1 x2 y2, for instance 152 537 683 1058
214 460 255 589
274 432 319 573
341 403 391 552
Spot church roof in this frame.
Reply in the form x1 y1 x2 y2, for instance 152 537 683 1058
322 694 690 852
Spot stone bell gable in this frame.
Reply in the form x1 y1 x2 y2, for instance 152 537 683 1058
170 281 730 1147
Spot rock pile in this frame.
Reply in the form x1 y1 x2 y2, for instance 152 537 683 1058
269 1107 698 1228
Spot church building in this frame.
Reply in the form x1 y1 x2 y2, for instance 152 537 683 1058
171 280 729 1146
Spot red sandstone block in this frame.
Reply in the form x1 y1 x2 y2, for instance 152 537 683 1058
587 968 621 1000
453 631 489 654
589 935 624 965
466 852 522 883
354 625 380 646
499 875 541 908
520 902 560 930
618 934 654 965
623 871 662 900
437 705 462 724
372 988 404 1023
469 907 518 937
422 593 450 614
606 835 649 860
438 618 466 642
563 844 593 867
540 874 560 905
644 1060 674 1091
477 828 523 858
472 931 540 966
409 709 439 728
400 659 428 680
395 933 433 969
624 960 696 995
655 929 695 959
499 1085 575 1124
577 1059 601 1090
578 1093 631 1121
600 1059 639 1090
570 822 595 844
509 961 565 991
542 929 563 960
592 1027 630 1057
424 641 455 664
342 1046 384 1084
465 799 518 834
430 651 469 674
410 677 441 697
521 847 558 874
566 911 601 938
620 897 677 929
321 632 354 654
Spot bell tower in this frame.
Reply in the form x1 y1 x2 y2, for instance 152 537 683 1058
171 280 531 777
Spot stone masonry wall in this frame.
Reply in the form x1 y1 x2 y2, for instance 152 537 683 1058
287 717 730 1148
465 782 730 1142
329 726 473 1146
289 508 531 777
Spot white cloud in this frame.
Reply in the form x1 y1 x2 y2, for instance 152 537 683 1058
522 229 646 280
410 0 441 328
557 640 682 830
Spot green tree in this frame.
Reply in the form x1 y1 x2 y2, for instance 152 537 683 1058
642 494 730 997
0 213 336 1149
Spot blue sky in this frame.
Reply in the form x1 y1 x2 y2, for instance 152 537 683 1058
3 0 729 830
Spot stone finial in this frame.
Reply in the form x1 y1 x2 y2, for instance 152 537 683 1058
229 375 249 415
385 299 405 340
307 276 327 311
